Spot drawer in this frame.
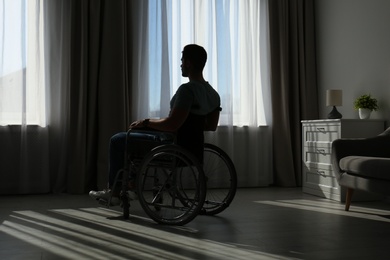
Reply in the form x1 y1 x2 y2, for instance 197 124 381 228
303 167 338 189
303 147 332 165
303 124 340 143
304 162 333 174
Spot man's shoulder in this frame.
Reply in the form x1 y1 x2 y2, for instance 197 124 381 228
182 81 217 92
177 81 220 100
179 81 198 89
176 83 193 95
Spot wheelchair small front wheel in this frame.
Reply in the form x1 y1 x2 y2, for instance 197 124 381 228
137 145 206 225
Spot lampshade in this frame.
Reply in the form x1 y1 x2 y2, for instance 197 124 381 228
326 89 342 106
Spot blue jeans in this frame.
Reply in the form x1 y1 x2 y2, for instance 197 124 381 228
108 131 174 188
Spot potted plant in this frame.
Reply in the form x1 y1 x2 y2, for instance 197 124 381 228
354 94 378 119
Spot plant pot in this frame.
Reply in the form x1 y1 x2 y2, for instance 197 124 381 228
359 108 372 119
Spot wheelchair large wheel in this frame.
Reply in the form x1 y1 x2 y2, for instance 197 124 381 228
201 143 237 215
137 145 206 225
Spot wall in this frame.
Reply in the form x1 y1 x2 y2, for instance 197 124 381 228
315 0 390 127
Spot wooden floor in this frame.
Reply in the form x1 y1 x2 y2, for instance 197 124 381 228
1 187 390 259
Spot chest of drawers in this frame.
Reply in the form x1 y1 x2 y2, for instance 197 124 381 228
301 119 385 201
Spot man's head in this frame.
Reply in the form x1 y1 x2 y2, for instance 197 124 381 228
181 44 207 77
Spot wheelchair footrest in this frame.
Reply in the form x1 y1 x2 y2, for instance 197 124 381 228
98 198 109 207
98 198 120 207
98 197 130 209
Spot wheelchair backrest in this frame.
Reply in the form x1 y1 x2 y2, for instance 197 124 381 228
204 107 222 131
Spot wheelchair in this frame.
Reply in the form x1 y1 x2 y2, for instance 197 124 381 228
102 128 237 226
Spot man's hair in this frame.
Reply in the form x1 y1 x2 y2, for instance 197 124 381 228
182 44 207 72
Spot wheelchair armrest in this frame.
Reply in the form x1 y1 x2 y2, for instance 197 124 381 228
127 129 175 143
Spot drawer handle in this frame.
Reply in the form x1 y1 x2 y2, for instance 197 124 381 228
317 170 326 177
316 149 326 155
316 127 326 133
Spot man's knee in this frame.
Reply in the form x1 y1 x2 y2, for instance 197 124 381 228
110 132 127 150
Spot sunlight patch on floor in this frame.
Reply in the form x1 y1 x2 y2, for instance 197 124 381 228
254 199 390 223
0 207 297 260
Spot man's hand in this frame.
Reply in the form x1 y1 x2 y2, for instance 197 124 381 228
129 119 149 129
129 120 142 129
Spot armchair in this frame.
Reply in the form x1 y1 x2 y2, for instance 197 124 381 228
331 127 390 211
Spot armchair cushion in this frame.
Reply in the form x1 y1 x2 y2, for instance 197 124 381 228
339 156 390 181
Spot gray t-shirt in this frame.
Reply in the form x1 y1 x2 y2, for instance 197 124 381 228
170 81 220 115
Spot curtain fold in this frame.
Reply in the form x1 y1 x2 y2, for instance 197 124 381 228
45 0 71 193
268 0 319 187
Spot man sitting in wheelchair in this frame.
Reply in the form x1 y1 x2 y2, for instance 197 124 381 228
89 44 221 205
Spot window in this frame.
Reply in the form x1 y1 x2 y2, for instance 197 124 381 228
140 0 270 127
0 0 46 126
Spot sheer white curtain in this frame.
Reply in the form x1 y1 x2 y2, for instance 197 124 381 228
131 0 273 187
0 0 70 194
0 0 49 194
0 0 46 126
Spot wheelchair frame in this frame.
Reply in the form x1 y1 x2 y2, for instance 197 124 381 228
106 129 237 226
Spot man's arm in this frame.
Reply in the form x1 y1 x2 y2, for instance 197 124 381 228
130 107 189 132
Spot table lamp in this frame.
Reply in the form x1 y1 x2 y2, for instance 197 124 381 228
326 89 342 119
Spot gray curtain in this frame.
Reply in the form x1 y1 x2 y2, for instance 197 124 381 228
268 0 319 186
66 0 133 193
